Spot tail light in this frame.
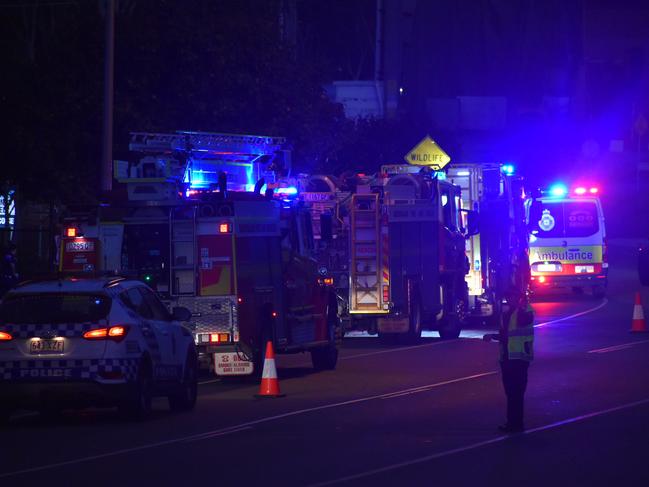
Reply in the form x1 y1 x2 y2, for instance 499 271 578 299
83 325 130 342
383 285 389 302
0 331 13 341
209 332 230 343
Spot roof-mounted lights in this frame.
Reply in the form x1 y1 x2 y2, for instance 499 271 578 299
501 164 515 176
548 184 568 197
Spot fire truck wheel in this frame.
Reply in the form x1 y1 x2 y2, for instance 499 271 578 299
119 358 153 420
311 344 338 371
168 352 198 412
592 285 606 299
438 294 464 340
400 299 422 344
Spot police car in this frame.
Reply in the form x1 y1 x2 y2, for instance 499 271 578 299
0 277 197 422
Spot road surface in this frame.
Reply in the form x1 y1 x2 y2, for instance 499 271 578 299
1 239 648 486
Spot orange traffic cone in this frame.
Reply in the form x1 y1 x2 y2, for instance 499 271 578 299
631 292 648 333
255 341 285 398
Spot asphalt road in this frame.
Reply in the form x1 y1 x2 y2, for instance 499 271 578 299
1 239 649 487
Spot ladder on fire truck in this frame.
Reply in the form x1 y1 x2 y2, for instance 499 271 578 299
170 205 197 296
129 131 287 155
349 193 385 314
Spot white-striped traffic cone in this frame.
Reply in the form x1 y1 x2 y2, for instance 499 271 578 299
255 341 285 397
631 292 648 333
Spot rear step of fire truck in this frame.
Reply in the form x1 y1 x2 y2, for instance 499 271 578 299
349 193 386 315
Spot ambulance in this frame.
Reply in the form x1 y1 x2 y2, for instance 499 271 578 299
525 184 607 298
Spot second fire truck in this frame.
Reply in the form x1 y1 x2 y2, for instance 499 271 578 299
300 163 478 342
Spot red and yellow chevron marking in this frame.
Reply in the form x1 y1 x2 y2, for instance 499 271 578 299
381 214 390 305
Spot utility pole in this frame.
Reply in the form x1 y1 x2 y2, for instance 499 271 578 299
101 0 115 194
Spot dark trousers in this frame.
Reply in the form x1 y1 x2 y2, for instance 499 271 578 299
500 360 529 428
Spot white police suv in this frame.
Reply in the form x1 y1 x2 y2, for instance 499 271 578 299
0 277 197 422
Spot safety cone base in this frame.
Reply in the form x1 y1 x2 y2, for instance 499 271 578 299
254 392 286 399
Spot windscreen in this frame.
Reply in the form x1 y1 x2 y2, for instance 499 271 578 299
0 293 111 324
528 201 599 238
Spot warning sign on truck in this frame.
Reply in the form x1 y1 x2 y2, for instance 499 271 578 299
214 352 254 376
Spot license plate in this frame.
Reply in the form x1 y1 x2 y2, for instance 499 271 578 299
575 265 595 273
214 352 254 376
537 263 558 272
30 339 65 354
65 240 95 252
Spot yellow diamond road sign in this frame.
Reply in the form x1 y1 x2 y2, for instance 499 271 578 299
404 136 451 170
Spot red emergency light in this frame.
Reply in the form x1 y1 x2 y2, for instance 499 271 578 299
573 186 599 196
219 222 232 234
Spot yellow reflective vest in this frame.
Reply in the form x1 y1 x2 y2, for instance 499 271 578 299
500 304 534 362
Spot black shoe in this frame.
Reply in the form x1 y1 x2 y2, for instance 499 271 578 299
498 423 524 434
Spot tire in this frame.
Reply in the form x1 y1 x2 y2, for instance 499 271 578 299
311 293 340 371
168 352 198 412
311 344 338 370
400 297 422 345
438 288 465 340
119 358 153 420
592 285 606 299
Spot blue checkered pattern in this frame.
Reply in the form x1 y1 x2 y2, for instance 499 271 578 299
0 322 105 339
0 358 139 382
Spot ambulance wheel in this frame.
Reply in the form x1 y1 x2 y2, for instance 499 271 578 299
120 358 153 420
311 344 338 370
169 352 198 412
592 285 606 299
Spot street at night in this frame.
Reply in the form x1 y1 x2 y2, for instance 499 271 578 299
3 2 649 486
1 239 647 486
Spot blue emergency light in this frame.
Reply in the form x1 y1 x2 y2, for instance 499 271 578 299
548 183 568 197
501 164 515 176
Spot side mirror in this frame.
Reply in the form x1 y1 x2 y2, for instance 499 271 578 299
462 209 480 236
320 212 333 242
172 306 192 322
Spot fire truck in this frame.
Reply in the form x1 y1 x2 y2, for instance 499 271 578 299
300 165 478 341
447 163 530 325
59 131 340 376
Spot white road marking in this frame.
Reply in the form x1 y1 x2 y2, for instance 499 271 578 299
534 298 608 328
198 379 220 385
587 339 649 354
379 372 497 399
339 339 459 361
0 298 611 479
308 397 649 487
0 371 496 478
183 426 252 443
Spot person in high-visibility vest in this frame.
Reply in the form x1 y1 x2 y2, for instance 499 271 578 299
484 289 534 433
